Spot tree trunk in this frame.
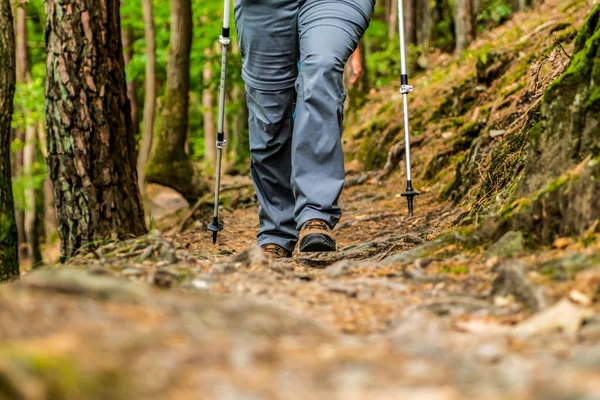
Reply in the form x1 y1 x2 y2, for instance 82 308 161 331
430 0 455 53
15 0 42 266
455 0 475 53
137 0 157 195
0 0 19 281
122 27 139 140
389 0 398 40
145 0 207 203
23 125 41 265
405 0 418 47
45 0 147 260
36 120 58 248
203 48 216 165
12 1 26 263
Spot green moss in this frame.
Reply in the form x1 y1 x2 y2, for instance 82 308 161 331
554 27 577 44
539 252 600 281
357 120 400 170
531 173 570 202
574 5 600 52
440 265 468 275
0 346 128 399
585 86 600 110
546 6 600 100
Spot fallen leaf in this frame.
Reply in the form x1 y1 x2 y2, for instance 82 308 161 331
552 237 572 249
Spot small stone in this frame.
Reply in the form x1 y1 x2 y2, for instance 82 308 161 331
270 262 293 274
191 280 210 290
492 261 548 311
569 289 592 306
486 231 524 258
231 246 270 268
210 263 237 275
489 129 507 138
122 267 144 277
154 270 180 289
414 258 434 269
476 343 504 364
323 260 354 278
326 283 359 298
513 298 593 336
159 245 178 264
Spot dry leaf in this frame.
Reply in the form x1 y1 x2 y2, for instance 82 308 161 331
552 237 571 249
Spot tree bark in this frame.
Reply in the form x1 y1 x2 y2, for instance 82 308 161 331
0 0 19 281
15 0 42 266
137 0 156 195
122 26 139 140
203 48 216 165
45 0 147 260
145 0 207 204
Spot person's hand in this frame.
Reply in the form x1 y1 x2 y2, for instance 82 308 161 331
350 48 362 84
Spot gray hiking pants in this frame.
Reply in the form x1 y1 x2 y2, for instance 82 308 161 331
234 0 374 252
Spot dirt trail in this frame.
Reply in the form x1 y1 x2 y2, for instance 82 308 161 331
2 173 599 399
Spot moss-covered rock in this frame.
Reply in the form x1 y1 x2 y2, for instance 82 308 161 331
495 157 600 245
518 5 600 196
485 6 600 245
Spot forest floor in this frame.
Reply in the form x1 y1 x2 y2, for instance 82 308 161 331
3 0 600 398
2 173 600 399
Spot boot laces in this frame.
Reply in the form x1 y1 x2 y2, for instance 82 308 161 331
303 220 330 231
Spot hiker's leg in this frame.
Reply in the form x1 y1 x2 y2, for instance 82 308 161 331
293 0 374 228
235 0 300 252
247 87 298 251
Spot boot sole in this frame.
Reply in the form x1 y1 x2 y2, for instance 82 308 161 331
299 234 337 252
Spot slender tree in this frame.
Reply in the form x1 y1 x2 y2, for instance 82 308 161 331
137 0 157 194
45 0 147 259
15 0 42 266
203 47 216 165
0 0 19 281
455 0 476 53
145 0 208 203
389 0 398 40
122 26 139 139
405 0 418 47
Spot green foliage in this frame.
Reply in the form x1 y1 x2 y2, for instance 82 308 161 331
121 0 245 165
478 1 512 26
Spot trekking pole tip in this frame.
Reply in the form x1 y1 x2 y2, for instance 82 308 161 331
207 217 224 245
401 181 419 217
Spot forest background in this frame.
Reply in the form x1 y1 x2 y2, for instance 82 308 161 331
5 0 534 270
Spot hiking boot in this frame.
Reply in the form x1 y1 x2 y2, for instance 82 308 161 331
261 244 292 259
299 219 337 252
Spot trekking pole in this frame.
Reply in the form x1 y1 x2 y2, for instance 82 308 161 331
397 0 419 216
207 0 231 244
